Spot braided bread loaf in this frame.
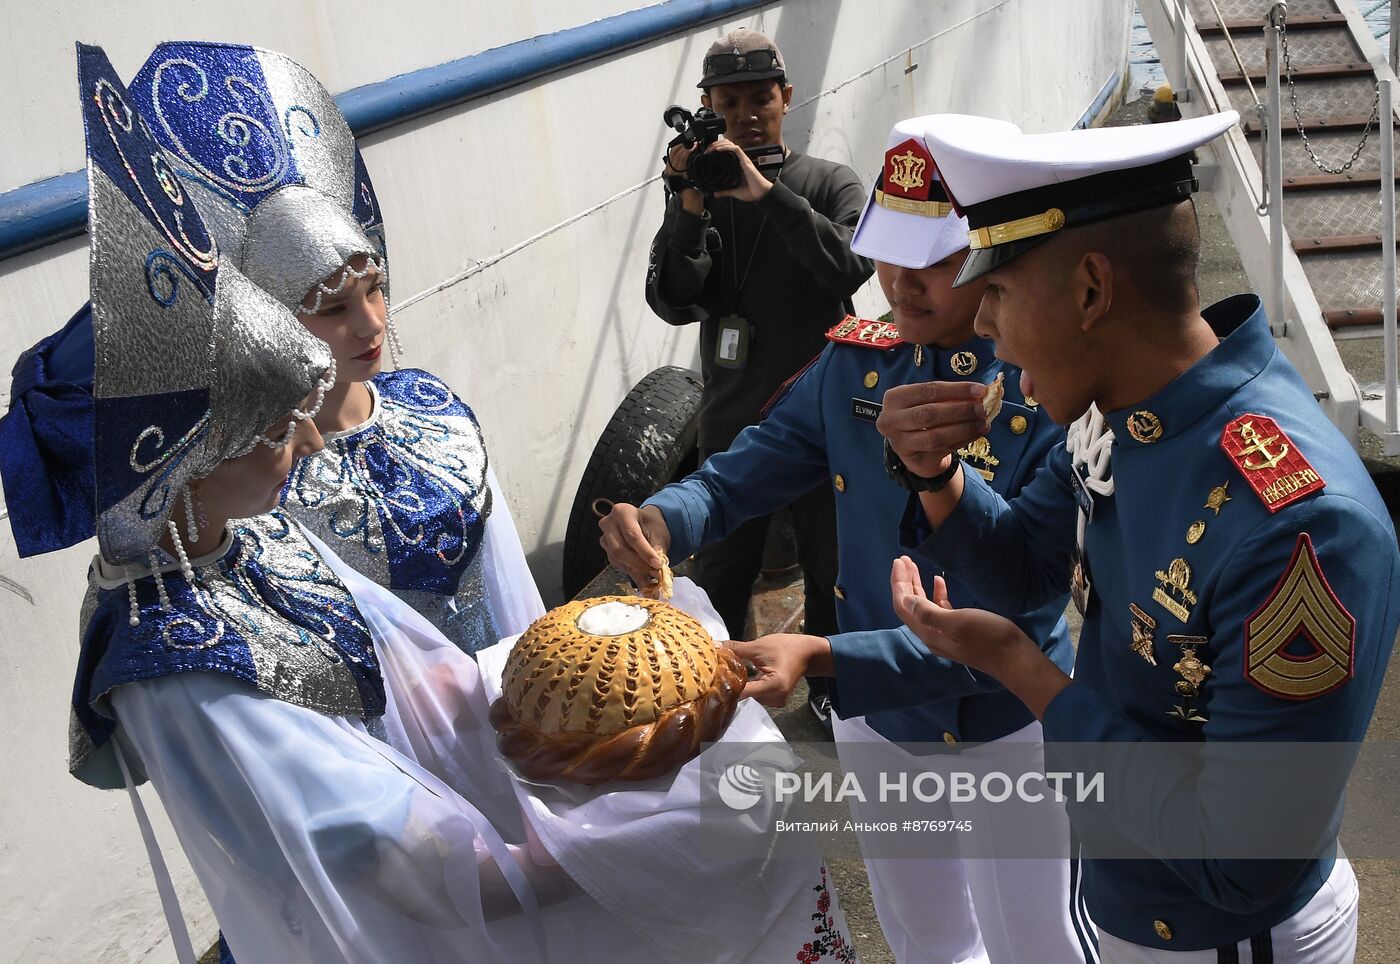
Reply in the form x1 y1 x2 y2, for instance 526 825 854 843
490 596 746 784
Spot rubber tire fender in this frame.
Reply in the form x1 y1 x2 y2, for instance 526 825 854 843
560 366 703 598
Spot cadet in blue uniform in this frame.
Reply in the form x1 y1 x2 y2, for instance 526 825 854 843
600 118 1094 964
881 111 1398 960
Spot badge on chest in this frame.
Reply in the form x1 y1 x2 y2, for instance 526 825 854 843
715 315 751 369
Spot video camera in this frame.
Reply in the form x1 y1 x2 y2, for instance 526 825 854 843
662 105 784 195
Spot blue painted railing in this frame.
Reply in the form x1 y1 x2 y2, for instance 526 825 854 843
0 0 771 261
1074 69 1124 130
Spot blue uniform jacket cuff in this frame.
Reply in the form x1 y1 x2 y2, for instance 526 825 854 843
1042 680 1121 743
828 625 998 719
899 467 1001 572
642 485 708 562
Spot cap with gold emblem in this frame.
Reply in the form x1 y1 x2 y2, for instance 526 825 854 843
850 116 1001 269
915 111 1239 285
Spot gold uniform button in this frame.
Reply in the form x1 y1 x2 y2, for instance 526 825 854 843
834 474 846 493
1153 920 1173 941
833 586 846 601
942 731 958 746
864 370 879 389
1009 414 1028 435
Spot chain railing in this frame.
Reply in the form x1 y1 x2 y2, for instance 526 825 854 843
1278 7 1382 174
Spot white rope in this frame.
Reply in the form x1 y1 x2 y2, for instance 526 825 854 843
1066 404 1115 498
391 0 1015 315
1066 404 1115 550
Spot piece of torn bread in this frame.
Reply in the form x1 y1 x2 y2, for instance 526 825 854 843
639 550 674 600
983 372 1006 422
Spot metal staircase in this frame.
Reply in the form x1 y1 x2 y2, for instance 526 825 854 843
1139 0 1400 452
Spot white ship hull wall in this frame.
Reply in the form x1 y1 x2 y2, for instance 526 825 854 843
0 1 1130 959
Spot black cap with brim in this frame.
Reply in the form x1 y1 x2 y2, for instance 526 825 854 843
952 154 1199 287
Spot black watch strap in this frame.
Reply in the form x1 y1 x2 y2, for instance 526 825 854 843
883 438 960 492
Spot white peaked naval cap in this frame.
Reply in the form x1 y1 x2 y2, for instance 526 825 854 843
850 115 1017 269
916 111 1240 285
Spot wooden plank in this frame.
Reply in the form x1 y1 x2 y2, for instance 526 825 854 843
1218 62 1373 84
1197 14 1347 34
1292 234 1389 254
1324 308 1384 329
1283 171 1398 191
1243 114 1390 135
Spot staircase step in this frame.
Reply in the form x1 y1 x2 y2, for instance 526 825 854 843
1323 308 1386 330
1283 187 1389 240
1249 125 1388 177
1230 74 1381 124
1298 248 1392 318
1219 61 1373 84
1205 25 1364 75
1198 13 1347 33
1186 0 1339 21
1283 171 1399 190
1294 235 1393 255
1204 25 1362 75
1242 112 1389 136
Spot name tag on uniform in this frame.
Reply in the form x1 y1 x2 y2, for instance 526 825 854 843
851 397 882 422
1069 463 1095 522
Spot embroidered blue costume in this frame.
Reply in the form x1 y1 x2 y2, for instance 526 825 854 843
283 369 502 653
126 41 539 654
73 512 384 787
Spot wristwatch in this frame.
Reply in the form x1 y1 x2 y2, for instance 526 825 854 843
883 439 960 492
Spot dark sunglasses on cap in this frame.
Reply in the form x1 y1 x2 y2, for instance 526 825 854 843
704 50 780 76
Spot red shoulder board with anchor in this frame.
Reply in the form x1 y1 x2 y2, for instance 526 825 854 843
1220 413 1325 513
825 315 905 349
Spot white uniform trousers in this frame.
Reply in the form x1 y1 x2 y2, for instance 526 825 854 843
1096 857 1357 964
833 714 1097 964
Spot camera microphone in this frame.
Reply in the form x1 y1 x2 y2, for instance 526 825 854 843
662 105 691 133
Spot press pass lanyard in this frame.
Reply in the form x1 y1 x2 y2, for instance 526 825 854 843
713 191 771 370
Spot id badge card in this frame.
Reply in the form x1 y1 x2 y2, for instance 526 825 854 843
715 315 751 370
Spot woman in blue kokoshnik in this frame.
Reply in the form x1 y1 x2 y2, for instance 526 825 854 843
124 40 545 655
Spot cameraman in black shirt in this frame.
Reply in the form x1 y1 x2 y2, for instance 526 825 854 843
645 28 872 727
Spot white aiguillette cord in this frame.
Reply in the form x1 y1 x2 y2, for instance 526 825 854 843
115 740 199 964
1065 404 1115 551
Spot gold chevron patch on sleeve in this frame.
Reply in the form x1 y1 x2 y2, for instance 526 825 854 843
1245 532 1355 700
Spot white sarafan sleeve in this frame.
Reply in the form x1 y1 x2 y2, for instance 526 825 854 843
110 671 560 964
480 468 546 636
300 525 530 838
